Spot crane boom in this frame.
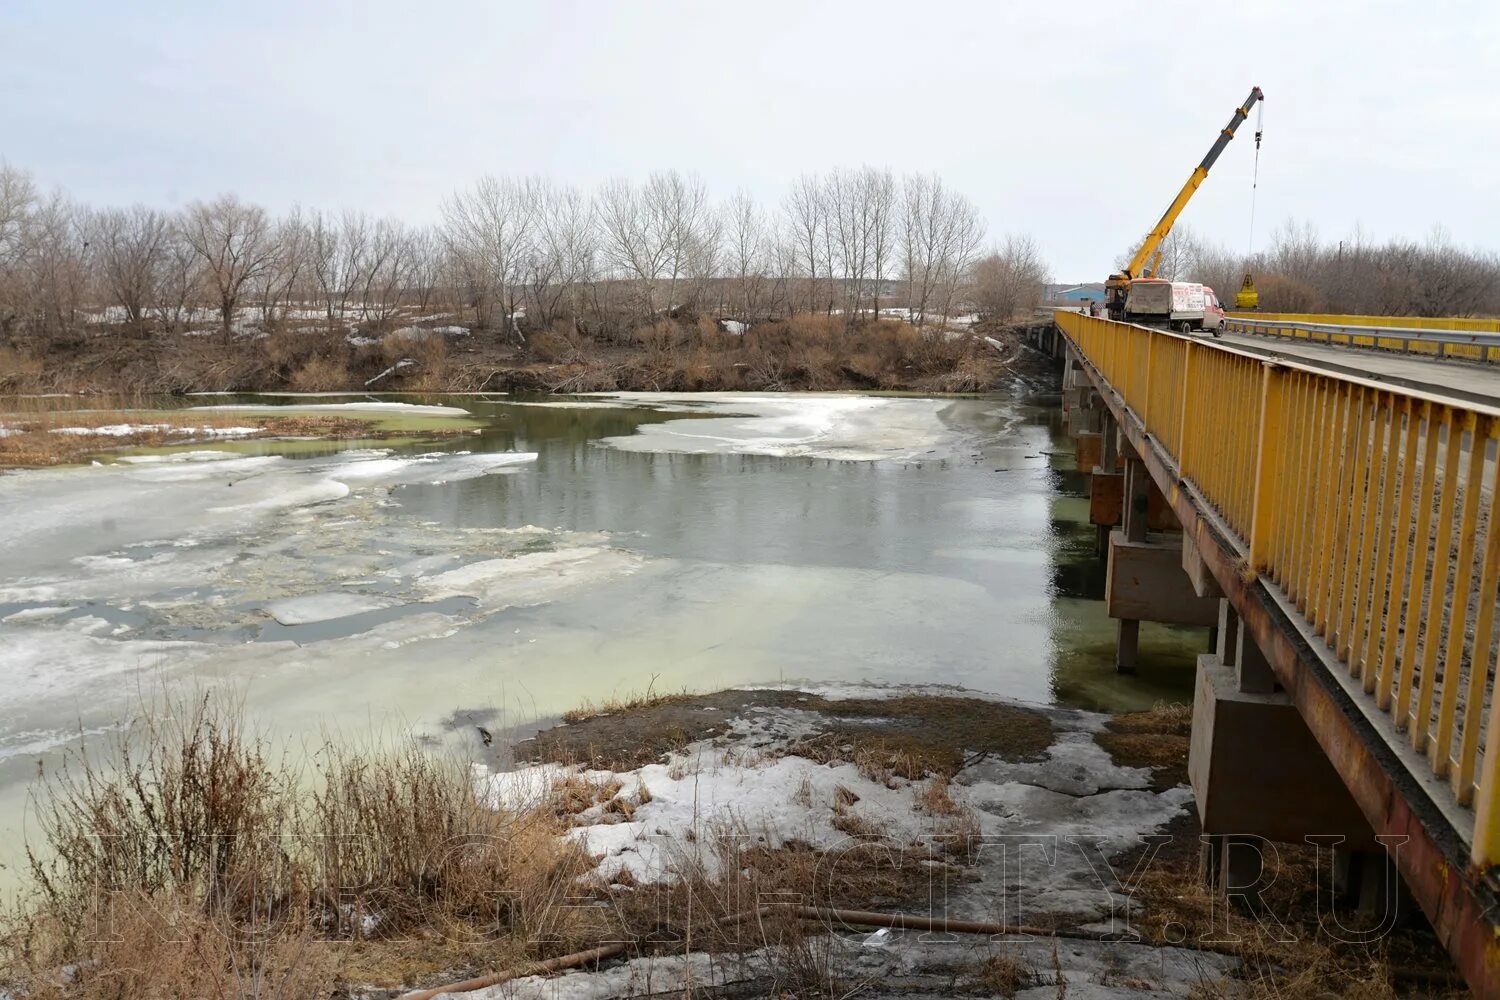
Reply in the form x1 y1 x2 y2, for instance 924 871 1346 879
1105 86 1264 319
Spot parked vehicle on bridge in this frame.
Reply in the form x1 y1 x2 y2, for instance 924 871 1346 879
1124 279 1225 333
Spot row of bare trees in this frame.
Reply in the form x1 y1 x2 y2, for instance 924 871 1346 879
1120 222 1500 317
0 162 1036 343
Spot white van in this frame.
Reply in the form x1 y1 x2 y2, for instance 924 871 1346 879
1124 279 1224 334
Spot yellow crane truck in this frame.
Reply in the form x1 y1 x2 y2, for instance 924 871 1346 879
1104 86 1264 322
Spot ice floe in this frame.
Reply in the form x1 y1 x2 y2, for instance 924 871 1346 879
417 547 643 607
191 401 472 417
263 592 398 625
592 393 979 462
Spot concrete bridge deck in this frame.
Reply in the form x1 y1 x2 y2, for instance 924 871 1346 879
1042 310 1500 996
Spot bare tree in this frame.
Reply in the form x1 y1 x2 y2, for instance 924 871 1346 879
182 196 278 337
826 167 868 320
649 170 711 316
596 177 670 317
0 164 37 332
254 209 309 327
784 173 824 316
19 191 91 337
727 191 769 321
356 219 415 326
90 206 172 333
527 183 594 329
865 167 896 317
406 226 444 316
157 220 204 332
970 235 1049 321
443 176 539 341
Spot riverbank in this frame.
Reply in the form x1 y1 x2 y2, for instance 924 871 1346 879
0 685 1461 1000
0 316 1044 398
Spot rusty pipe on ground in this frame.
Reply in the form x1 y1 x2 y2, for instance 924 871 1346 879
397 942 629 1000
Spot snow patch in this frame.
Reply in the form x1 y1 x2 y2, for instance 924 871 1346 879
51 424 169 437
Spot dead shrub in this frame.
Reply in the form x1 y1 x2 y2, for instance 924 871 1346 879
0 345 43 389
530 327 590 364
561 682 696 725
915 775 960 816
288 355 352 391
3 691 604 997
969 952 1034 998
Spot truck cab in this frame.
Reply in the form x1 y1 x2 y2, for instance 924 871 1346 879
1202 287 1225 334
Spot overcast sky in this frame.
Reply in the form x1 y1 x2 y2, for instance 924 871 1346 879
2 0 1495 280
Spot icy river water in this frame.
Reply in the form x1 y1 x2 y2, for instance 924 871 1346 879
0 390 1203 882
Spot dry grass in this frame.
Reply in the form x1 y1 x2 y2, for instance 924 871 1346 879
1 685 1459 999
560 680 697 725
967 952 1035 998
287 355 350 391
793 729 961 785
0 693 607 998
1095 701 1193 792
0 406 389 469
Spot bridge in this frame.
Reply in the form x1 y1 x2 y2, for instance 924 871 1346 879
1040 309 1500 995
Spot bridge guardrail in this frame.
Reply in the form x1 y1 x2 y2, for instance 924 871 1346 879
1055 309 1500 867
1224 313 1500 362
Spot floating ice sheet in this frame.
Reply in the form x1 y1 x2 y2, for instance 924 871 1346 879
592 393 979 462
191 401 472 417
263 592 398 625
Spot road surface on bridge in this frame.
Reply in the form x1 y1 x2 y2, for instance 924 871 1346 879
1214 330 1500 405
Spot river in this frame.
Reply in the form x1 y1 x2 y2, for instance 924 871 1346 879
0 389 1203 884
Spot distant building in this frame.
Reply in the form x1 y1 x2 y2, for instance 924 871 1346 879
1045 283 1108 305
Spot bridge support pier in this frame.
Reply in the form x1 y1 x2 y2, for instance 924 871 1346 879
1113 449 1148 673
1190 612 1396 915
1105 444 1216 672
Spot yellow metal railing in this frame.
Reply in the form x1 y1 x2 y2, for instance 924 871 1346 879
1057 310 1500 867
1232 312 1500 334
1225 311 1500 362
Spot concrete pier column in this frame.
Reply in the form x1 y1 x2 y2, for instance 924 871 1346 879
1113 452 1150 673
1190 656 1380 909
1100 410 1118 470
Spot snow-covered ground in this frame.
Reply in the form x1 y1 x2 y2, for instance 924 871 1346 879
456 690 1224 999
40 423 264 438
480 699 1187 919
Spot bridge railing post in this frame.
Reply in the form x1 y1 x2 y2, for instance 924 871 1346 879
1176 341 1195 479
1248 362 1287 575
1471 706 1500 868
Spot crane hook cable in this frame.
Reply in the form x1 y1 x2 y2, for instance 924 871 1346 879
1247 100 1264 257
